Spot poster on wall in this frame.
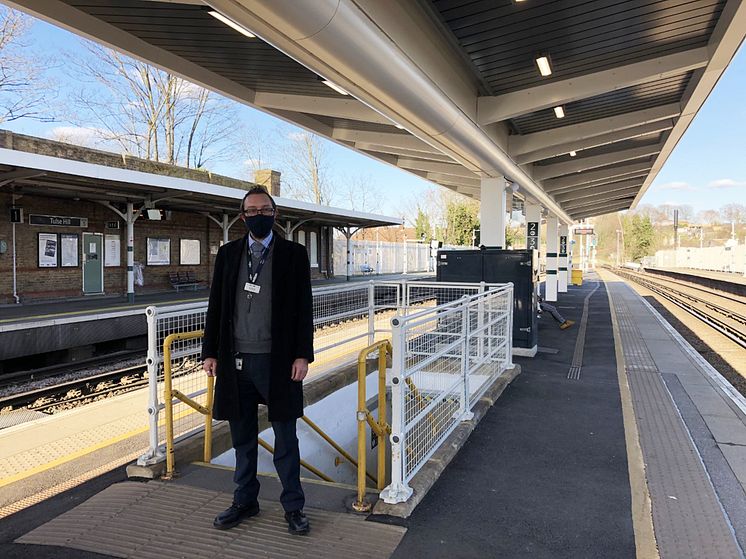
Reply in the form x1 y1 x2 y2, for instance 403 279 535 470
60 234 79 267
147 237 170 265
179 239 200 265
105 235 121 267
38 233 58 267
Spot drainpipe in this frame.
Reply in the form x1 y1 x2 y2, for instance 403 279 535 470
12 220 19 304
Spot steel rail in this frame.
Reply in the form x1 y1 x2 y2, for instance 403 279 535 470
0 364 147 412
617 269 746 349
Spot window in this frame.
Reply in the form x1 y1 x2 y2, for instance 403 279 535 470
297 230 306 246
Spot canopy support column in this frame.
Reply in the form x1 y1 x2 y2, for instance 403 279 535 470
546 216 559 302
558 224 569 292
480 176 506 248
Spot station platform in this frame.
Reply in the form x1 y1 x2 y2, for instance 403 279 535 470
0 272 434 326
646 267 746 286
4 271 746 557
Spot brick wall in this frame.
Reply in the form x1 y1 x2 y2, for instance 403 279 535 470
0 194 333 304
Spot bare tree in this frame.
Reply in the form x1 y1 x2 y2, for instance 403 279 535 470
0 7 55 124
68 41 235 168
280 130 335 205
720 203 746 224
339 174 382 213
697 209 720 225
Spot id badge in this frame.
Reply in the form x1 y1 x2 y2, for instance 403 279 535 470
244 282 261 294
235 357 243 370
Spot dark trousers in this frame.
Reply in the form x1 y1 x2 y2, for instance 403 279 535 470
229 353 304 512
540 301 566 324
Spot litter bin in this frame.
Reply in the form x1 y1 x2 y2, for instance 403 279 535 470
571 269 583 286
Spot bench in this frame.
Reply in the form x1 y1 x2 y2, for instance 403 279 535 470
169 271 207 291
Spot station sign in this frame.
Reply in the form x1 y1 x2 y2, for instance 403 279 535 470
106 221 121 229
29 214 88 228
559 236 567 255
574 227 594 235
10 207 23 223
526 221 539 250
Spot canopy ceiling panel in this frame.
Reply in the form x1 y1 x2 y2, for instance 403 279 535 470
5 0 742 220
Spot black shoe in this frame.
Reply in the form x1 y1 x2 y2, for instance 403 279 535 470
213 502 260 530
284 509 310 535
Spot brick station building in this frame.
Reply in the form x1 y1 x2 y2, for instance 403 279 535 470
0 131 400 305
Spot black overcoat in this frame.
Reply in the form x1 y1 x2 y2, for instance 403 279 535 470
201 233 314 422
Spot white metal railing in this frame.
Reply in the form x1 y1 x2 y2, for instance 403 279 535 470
138 279 513 473
380 283 514 504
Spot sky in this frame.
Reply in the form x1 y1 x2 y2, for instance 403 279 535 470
3 9 745 220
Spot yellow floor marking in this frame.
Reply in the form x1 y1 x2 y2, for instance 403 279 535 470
0 406 200 488
599 269 659 559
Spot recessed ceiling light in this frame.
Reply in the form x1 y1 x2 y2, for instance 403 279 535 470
569 151 577 157
554 106 565 118
321 79 349 95
208 10 255 38
535 55 552 77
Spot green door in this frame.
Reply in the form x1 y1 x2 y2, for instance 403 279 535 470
83 233 104 294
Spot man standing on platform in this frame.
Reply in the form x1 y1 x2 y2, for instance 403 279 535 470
202 186 314 535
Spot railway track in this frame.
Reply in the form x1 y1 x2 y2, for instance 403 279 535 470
0 364 148 414
615 268 746 349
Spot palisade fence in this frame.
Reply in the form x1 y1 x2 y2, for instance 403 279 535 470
645 244 746 273
333 239 462 275
139 280 514 505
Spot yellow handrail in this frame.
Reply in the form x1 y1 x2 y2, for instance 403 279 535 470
162 330 338 484
353 340 392 513
257 437 333 483
163 330 208 479
301 415 376 485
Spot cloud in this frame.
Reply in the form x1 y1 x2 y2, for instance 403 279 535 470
657 181 696 191
708 178 746 189
48 126 103 146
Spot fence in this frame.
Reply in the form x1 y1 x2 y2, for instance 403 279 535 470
333 239 464 276
139 280 514 502
645 244 746 274
380 284 514 504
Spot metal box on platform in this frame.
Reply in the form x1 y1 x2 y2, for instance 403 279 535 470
436 248 539 356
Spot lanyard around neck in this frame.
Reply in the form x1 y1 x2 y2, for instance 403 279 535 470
246 237 273 284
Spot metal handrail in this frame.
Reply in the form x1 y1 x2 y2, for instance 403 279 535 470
353 339 393 513
163 330 210 479
162 330 372 486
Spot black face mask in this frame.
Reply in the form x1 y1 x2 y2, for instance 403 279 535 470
244 214 274 239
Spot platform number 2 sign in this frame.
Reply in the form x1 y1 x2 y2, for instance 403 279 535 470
527 221 539 250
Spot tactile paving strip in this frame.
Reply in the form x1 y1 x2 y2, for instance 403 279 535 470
609 281 742 559
567 281 599 380
17 481 407 558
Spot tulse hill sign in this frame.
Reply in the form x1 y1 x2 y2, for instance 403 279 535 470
29 214 89 228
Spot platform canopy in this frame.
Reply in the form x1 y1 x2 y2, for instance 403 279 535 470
0 136 402 230
7 0 745 222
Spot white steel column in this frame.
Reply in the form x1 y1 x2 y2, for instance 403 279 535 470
545 216 559 301
558 224 569 292
525 203 541 254
125 203 140 304
480 177 506 248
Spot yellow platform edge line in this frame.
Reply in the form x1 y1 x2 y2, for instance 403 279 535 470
0 406 202 488
599 269 659 559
